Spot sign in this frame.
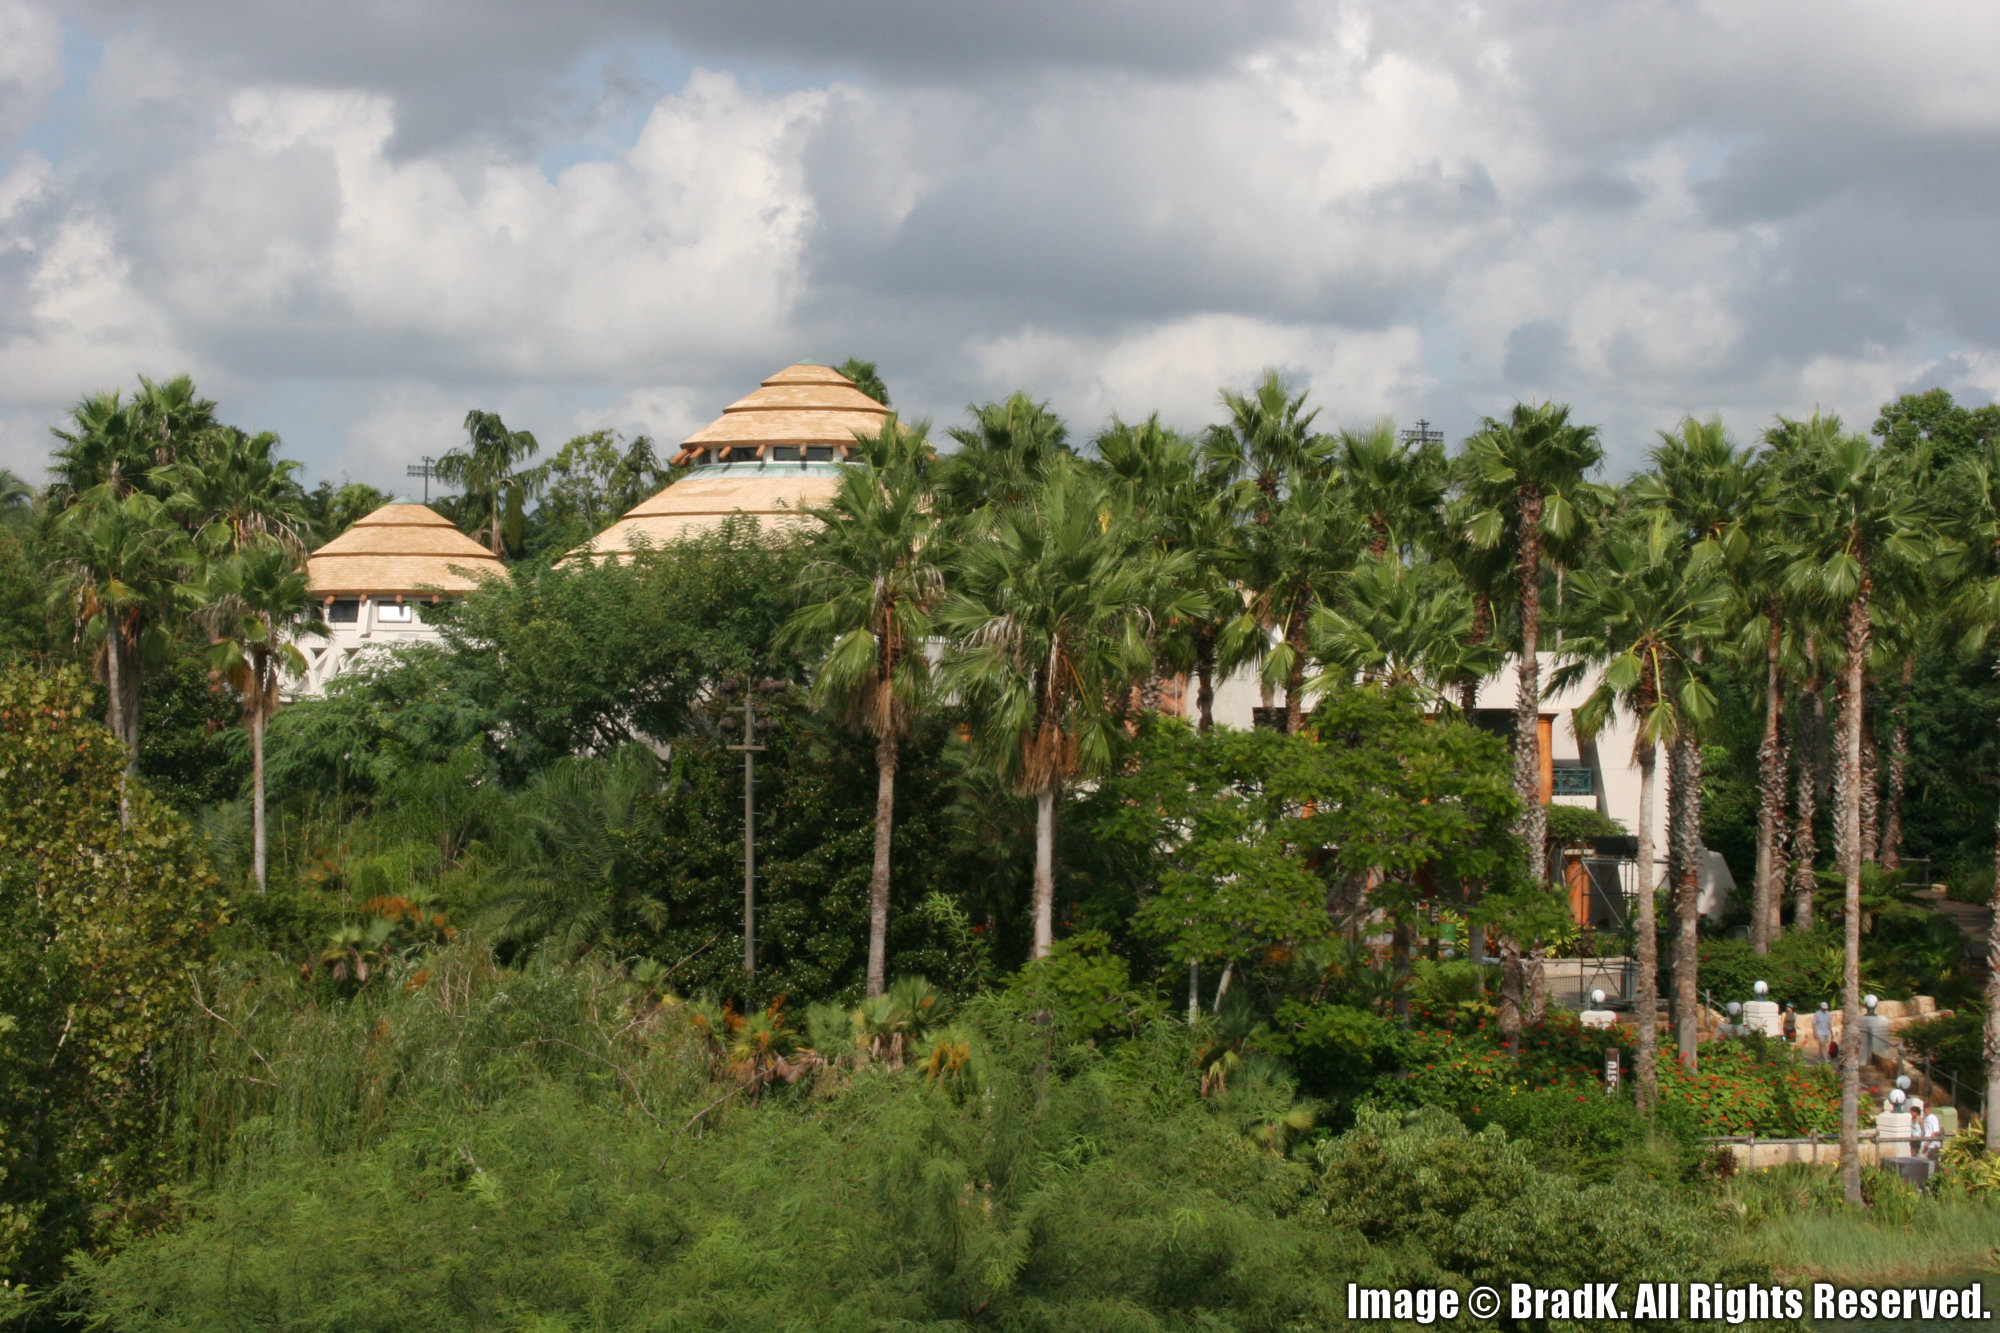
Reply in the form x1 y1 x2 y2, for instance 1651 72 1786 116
1604 1047 1620 1095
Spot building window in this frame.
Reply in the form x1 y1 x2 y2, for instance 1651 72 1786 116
327 599 360 623
1552 766 1595 797
805 445 834 462
767 445 800 462
377 602 415 623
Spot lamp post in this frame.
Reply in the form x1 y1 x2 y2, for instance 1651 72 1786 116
719 676 788 977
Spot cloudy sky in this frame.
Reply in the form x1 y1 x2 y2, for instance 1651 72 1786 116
1 0 1996 489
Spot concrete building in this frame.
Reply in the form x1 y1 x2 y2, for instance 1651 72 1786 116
298 501 507 696
567 363 888 562
1203 652 1734 923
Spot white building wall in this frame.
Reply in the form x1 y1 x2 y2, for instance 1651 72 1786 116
1197 652 1733 918
295 597 447 698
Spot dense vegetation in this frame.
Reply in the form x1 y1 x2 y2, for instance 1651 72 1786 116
4 368 2000 1325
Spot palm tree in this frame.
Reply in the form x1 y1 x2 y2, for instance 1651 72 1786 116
1553 511 1729 1113
1778 418 1930 1203
937 459 1196 957
48 487 191 821
49 374 218 507
1221 462 1361 734
1632 416 1757 1054
834 358 890 407
781 416 943 997
1943 435 2000 1149
158 426 312 554
0 469 33 529
1336 419 1446 560
200 541 327 890
1098 414 1231 723
1459 402 1607 882
934 392 1071 518
437 409 541 556
1307 556 1501 703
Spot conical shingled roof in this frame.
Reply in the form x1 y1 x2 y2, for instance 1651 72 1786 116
306 502 508 598
570 364 885 563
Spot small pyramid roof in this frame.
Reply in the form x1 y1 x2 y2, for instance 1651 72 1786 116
672 363 890 464
570 364 881 562
307 502 508 597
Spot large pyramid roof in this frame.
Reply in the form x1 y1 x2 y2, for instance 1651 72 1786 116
306 502 508 597
570 364 884 562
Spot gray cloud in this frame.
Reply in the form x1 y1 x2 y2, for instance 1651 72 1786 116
1 0 1997 486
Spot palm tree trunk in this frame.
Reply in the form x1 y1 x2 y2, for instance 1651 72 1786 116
1498 936 1523 1057
1985 797 2000 1151
1791 680 1820 933
1752 617 1785 954
866 732 897 997
252 704 268 893
1391 913 1411 1024
1031 786 1056 959
105 619 131 826
1284 607 1307 735
1838 594 1868 1205
1195 630 1216 733
1883 654 1913 871
1859 722 1880 867
1671 732 1703 1071
1515 493 1547 881
1634 737 1660 1114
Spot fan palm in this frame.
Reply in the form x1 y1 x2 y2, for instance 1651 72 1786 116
1633 417 1759 1054
1336 419 1446 560
48 487 192 821
781 416 943 997
158 426 312 554
50 374 218 506
937 459 1197 957
200 540 327 890
1552 510 1729 1112
1778 418 1931 1203
934 392 1070 519
1097 414 1230 723
1942 435 2000 1149
437 409 540 556
481 746 669 959
1460 401 1607 881
1307 556 1501 703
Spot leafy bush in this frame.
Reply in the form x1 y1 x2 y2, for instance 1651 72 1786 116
1315 1107 1769 1298
1901 1008 1984 1090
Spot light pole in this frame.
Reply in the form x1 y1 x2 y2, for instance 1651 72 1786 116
406 456 437 502
719 676 788 977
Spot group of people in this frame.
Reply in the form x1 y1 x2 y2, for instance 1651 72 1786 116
1770 1000 1944 1158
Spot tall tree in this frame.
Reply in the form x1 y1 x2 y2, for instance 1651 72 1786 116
1553 511 1728 1113
47 488 191 820
1097 414 1231 724
158 426 311 554
1336 419 1447 561
199 542 326 890
834 358 890 407
781 417 942 997
437 409 541 557
938 459 1196 957
1778 417 1929 1203
1459 402 1606 882
935 393 1071 519
1633 416 1757 1057
1944 434 2000 1151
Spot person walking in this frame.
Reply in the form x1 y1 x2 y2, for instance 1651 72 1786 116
1782 1003 1797 1044
1916 1100 1942 1159
1813 1002 1832 1060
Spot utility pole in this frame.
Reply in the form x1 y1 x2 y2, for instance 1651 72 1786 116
1399 419 1445 448
406 456 437 502
720 677 787 977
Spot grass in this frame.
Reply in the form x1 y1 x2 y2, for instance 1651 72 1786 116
1724 1162 2000 1282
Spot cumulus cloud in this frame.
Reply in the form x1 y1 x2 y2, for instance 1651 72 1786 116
0 0 1994 479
